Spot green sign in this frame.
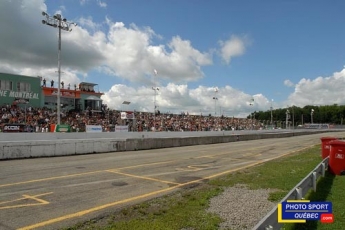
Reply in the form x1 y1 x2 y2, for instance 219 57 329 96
55 124 71 132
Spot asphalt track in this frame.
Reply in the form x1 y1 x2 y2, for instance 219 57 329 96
1 131 345 230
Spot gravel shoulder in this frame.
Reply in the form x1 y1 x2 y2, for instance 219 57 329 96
207 184 278 230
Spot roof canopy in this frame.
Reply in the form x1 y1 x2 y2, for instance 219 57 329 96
80 82 98 87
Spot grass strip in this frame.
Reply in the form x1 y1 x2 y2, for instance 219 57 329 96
65 145 344 230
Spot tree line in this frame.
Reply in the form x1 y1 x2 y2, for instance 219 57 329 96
249 104 345 126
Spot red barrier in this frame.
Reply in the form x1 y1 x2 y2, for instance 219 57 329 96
328 140 345 175
320 137 338 159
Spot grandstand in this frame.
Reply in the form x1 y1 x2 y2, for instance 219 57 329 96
0 72 261 132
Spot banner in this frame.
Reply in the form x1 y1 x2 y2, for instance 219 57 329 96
304 124 329 129
0 90 39 99
3 124 25 132
85 125 102 133
115 125 128 132
121 112 135 120
52 124 71 132
278 200 333 223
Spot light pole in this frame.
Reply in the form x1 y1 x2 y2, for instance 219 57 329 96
42 12 76 125
286 109 290 129
311 109 314 124
292 106 295 130
270 99 273 127
213 96 218 116
122 101 132 130
152 69 159 131
249 98 254 129
152 86 159 131
104 104 109 124
341 115 343 127
213 87 218 116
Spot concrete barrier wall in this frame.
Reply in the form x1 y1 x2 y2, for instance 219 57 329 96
0 130 340 160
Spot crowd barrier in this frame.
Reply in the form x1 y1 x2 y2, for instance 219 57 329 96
0 130 340 160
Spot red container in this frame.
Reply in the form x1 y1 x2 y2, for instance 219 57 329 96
328 140 345 175
320 137 338 159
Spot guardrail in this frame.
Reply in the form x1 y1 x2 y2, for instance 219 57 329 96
253 157 329 230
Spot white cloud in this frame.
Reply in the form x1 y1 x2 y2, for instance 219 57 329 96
97 0 107 8
59 5 66 12
102 20 213 85
80 0 106 8
219 35 247 64
78 16 102 32
286 69 345 107
284 79 294 87
101 84 269 118
0 0 213 90
0 0 105 76
80 0 88 5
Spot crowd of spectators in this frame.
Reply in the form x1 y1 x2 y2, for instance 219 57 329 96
0 104 262 132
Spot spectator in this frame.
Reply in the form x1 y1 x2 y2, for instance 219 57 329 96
0 105 262 132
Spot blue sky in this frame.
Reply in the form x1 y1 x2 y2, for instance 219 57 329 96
1 0 345 117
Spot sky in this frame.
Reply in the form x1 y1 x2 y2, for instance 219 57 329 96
1 0 345 118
